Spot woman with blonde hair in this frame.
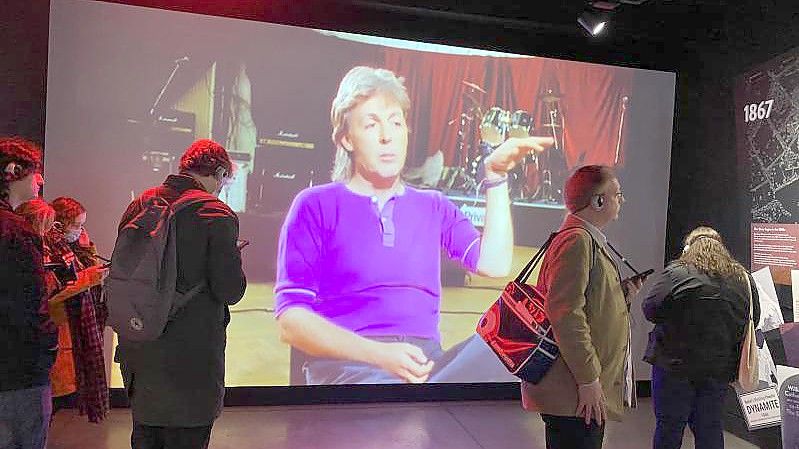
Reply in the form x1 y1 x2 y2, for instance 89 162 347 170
15 198 55 236
642 226 759 449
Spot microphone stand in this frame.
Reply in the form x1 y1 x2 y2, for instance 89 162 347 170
614 97 628 164
540 108 560 203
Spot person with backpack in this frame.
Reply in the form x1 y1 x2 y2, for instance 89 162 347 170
0 137 55 449
110 139 246 449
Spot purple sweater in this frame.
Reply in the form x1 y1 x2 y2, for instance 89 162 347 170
275 182 481 341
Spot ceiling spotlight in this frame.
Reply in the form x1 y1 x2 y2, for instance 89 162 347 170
578 10 609 36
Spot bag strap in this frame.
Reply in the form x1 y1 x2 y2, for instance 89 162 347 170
516 226 596 284
122 189 214 231
743 272 753 323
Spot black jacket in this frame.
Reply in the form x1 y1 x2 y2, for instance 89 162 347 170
0 199 57 391
642 262 760 382
115 175 246 426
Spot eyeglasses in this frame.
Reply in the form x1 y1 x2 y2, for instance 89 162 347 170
598 191 624 203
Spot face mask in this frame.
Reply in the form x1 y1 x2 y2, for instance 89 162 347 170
64 229 81 243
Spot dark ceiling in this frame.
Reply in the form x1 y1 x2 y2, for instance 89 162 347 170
348 0 731 43
102 0 732 39
86 0 799 71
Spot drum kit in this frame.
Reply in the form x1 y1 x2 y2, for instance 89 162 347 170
441 81 566 203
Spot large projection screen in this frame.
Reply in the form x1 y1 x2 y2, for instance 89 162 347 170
46 0 676 387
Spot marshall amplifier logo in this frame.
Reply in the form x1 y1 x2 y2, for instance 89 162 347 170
259 129 315 150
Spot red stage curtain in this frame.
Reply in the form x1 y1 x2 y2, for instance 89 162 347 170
380 49 633 171
546 60 634 168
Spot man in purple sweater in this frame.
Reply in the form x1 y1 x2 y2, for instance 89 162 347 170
275 66 554 384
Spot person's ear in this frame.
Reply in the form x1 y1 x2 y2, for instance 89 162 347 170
3 162 20 178
214 166 228 180
340 134 354 153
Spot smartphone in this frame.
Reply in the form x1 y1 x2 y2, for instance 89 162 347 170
628 268 655 283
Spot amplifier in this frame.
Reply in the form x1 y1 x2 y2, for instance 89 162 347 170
247 144 320 215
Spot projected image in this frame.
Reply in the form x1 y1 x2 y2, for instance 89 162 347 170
46 0 676 386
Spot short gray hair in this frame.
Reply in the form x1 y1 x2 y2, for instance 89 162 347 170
330 66 411 182
564 165 616 213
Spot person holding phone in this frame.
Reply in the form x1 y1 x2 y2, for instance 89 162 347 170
25 197 109 423
115 139 246 449
521 165 643 449
16 198 109 421
642 226 759 449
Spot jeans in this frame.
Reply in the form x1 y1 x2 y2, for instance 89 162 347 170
652 364 729 449
303 334 518 384
0 385 52 449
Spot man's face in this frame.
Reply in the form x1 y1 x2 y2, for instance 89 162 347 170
598 177 624 222
341 93 408 182
18 172 44 202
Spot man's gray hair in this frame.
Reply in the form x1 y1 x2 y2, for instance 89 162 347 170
330 66 411 182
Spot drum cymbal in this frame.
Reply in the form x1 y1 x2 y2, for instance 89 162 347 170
462 80 487 93
538 89 562 103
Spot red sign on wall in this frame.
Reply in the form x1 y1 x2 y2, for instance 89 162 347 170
752 223 799 285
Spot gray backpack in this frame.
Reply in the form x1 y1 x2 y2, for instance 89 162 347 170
105 190 215 342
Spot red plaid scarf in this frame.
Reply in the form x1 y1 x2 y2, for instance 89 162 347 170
46 231 109 423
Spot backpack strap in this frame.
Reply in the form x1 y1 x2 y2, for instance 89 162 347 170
165 189 219 298
169 189 219 215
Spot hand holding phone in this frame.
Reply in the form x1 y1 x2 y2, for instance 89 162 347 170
627 268 654 284
622 269 654 298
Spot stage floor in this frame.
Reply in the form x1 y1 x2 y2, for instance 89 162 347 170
48 399 758 449
109 245 541 387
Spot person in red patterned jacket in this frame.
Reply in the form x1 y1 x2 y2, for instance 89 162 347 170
0 136 55 449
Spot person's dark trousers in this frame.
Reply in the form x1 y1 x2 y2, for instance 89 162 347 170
652 364 729 449
540 414 605 449
131 423 213 449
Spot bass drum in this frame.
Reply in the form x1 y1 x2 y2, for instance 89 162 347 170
508 110 533 139
480 107 510 147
